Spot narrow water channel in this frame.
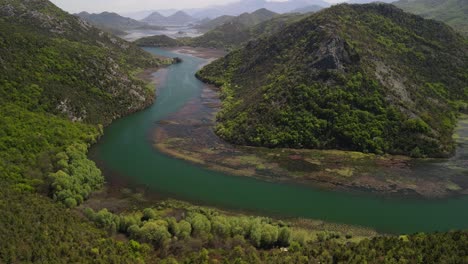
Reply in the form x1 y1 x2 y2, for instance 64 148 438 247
91 47 468 234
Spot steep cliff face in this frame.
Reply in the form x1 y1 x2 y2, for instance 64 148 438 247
197 3 468 157
0 0 164 125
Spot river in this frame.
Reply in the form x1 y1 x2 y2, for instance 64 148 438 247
91 47 468 234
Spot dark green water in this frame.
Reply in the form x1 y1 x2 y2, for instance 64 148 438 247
92 48 468 234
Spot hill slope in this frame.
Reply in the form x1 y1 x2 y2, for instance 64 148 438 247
197 3 468 157
194 15 236 31
76 11 164 35
189 8 278 49
394 0 468 36
0 0 165 260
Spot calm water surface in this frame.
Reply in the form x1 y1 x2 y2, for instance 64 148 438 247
92 47 468 234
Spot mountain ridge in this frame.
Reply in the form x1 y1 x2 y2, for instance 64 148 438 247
76 11 164 35
141 10 196 26
197 3 468 157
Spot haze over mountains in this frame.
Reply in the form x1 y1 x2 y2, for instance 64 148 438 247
122 0 332 20
394 0 468 36
76 11 164 34
142 10 197 26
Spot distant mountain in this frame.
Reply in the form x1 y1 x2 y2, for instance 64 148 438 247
290 5 324 13
166 11 196 25
197 3 468 157
141 11 167 25
188 0 330 19
393 0 468 36
141 11 196 26
187 8 281 49
76 12 163 35
347 0 394 3
120 10 156 20
135 10 305 51
134 35 181 47
195 15 236 31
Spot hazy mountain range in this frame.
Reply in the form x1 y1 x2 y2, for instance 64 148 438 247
141 10 197 26
122 0 331 19
76 12 164 34
394 0 468 36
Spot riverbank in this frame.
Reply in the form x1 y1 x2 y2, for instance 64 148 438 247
152 49 468 199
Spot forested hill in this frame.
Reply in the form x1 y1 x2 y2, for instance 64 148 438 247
0 0 165 261
394 0 468 36
197 3 468 157
187 8 278 49
76 11 165 35
136 11 306 50
0 0 164 124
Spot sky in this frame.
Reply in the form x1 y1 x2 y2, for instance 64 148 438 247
49 0 340 14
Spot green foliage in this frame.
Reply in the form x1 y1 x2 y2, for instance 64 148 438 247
197 3 467 157
143 208 158 220
49 144 104 207
187 213 212 237
0 0 163 261
178 220 193 239
139 220 172 246
135 35 182 47
0 188 147 263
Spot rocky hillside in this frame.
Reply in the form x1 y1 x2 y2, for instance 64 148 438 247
197 3 468 157
0 0 169 209
76 11 164 35
0 0 165 125
394 0 468 36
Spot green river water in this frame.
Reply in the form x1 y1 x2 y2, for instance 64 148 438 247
92 48 468 234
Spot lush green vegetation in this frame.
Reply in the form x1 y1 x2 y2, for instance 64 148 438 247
0 188 148 263
0 0 162 261
84 202 293 252
394 0 468 36
1 1 467 262
135 35 183 47
197 3 468 157
83 199 468 263
0 0 164 201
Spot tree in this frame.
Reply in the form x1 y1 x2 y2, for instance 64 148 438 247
260 224 279 248
187 213 211 237
212 216 231 238
139 220 171 246
278 227 291 247
142 208 157 221
178 220 192 239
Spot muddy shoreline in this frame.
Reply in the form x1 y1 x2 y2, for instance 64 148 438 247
151 47 468 199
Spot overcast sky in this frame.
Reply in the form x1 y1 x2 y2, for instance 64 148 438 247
49 0 340 14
